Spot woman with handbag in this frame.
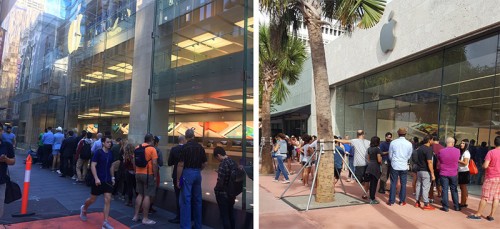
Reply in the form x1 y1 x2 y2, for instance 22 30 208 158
458 139 471 208
0 125 16 217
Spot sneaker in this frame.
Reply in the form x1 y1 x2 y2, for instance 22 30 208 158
467 215 481 220
486 216 494 221
282 180 290 184
72 175 77 180
272 179 279 183
369 200 379 204
399 202 406 206
56 170 62 175
429 199 434 203
422 205 435 210
414 202 421 208
80 205 87 221
439 207 449 212
102 221 114 229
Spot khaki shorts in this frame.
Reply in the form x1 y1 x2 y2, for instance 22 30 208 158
135 174 156 197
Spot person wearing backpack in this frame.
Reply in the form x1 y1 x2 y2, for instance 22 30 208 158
214 147 238 229
132 134 158 225
76 132 94 183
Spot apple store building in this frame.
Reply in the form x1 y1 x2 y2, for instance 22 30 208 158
327 0 500 145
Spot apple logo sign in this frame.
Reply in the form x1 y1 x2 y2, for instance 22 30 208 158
380 11 396 53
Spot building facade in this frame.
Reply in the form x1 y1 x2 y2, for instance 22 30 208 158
274 0 500 146
1 0 253 227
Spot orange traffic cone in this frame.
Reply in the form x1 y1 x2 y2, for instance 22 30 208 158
12 154 35 217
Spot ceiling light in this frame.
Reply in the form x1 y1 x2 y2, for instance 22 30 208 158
183 44 212 53
105 111 130 115
81 79 97 83
235 17 254 28
80 84 85 87
192 103 230 109
176 105 207 110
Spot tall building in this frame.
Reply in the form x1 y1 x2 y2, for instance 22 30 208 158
1 0 253 227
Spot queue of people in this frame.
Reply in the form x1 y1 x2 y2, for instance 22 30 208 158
270 128 500 222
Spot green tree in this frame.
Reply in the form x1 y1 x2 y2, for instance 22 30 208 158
260 0 386 202
260 24 307 174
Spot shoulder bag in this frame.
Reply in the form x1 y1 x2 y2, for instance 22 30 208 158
4 169 22 204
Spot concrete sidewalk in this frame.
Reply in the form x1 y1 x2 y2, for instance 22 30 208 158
1 149 214 229
260 162 500 229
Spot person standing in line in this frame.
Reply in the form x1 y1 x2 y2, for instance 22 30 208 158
91 133 103 155
365 136 382 204
59 131 78 178
79 136 115 229
333 136 345 185
429 136 443 201
438 137 461 212
167 135 186 224
214 147 238 229
0 125 15 217
110 138 123 198
53 127 65 172
272 133 290 184
1 126 16 148
387 128 413 206
468 136 500 221
336 130 370 199
41 127 55 169
76 132 94 183
476 142 489 185
148 135 164 214
458 139 471 208
36 129 45 164
301 135 314 187
177 129 207 229
414 135 435 210
122 143 136 207
378 132 392 193
343 135 354 182
132 134 158 225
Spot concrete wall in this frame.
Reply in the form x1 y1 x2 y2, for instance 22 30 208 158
326 0 500 85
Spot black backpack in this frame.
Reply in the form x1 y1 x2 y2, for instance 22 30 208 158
134 145 152 168
80 140 92 160
227 163 246 198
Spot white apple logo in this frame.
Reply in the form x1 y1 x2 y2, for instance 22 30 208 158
380 11 396 53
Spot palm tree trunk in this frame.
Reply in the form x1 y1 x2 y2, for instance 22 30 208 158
260 71 275 174
306 20 335 203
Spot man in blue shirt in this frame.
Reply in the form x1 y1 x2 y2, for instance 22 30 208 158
379 132 392 193
80 136 115 229
1 126 16 148
41 127 55 169
388 128 413 206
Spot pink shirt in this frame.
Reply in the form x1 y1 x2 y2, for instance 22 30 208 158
485 148 500 179
438 146 460 177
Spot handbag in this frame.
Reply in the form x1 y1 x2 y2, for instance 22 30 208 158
4 170 22 204
469 159 478 175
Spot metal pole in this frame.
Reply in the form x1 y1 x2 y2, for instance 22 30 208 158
334 146 368 197
241 0 249 211
147 0 159 134
280 149 318 199
306 142 323 211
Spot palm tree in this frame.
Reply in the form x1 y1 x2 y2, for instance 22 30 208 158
260 0 386 202
260 24 307 175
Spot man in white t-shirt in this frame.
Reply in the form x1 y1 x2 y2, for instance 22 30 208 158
336 130 370 199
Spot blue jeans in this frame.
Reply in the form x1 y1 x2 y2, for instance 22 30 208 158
215 192 235 229
440 175 459 210
348 156 355 178
275 156 289 180
180 168 202 229
389 169 408 204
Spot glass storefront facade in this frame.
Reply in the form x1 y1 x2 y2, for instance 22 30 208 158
9 0 253 218
151 0 254 210
335 31 500 145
